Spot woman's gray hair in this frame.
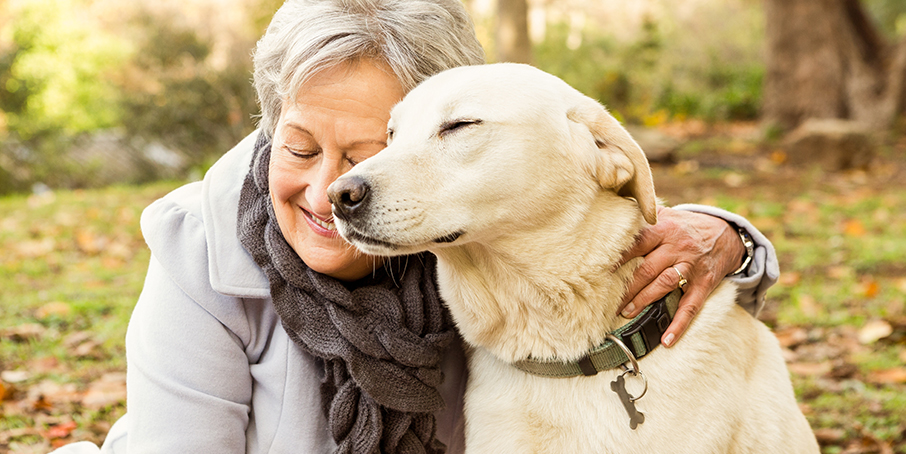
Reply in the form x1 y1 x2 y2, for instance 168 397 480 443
253 0 486 138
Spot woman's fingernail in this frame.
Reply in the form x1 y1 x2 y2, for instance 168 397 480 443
621 303 635 318
663 333 675 347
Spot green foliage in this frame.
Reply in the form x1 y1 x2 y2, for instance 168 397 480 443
0 0 130 140
116 9 258 163
533 7 764 125
864 0 906 37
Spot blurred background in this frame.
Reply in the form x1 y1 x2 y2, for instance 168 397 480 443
1 0 905 453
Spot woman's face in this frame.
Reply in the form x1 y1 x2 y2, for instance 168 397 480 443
269 60 405 281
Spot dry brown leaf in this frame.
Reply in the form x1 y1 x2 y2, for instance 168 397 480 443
788 199 817 214
35 301 71 319
82 372 127 410
43 420 77 440
787 361 833 377
843 219 866 237
13 238 56 258
860 279 880 298
723 172 746 188
27 380 81 408
780 271 802 286
867 367 906 384
896 277 906 293
1 323 46 342
813 427 845 443
798 294 821 317
774 326 808 348
75 230 108 255
858 319 893 344
63 331 93 348
73 340 102 358
826 265 854 280
1 370 31 383
770 149 787 164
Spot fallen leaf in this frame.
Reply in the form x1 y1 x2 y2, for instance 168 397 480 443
106 239 132 259
770 149 787 164
1 370 31 383
75 230 108 255
788 199 817 214
896 277 906 293
797 294 821 317
82 372 127 410
723 172 746 188
73 340 102 358
826 266 854 280
27 380 80 409
843 219 866 237
774 326 808 348
13 238 56 258
63 331 93 348
787 361 833 377
673 160 700 175
780 272 801 286
27 357 60 375
35 301 71 320
860 279 880 298
813 427 845 443
1 323 46 342
43 421 77 440
867 367 906 384
858 319 893 344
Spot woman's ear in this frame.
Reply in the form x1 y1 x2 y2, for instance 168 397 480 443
567 99 658 225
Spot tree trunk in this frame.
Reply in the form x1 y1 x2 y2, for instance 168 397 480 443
495 0 532 64
763 0 906 131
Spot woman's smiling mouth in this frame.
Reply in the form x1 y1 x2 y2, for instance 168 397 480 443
301 206 338 236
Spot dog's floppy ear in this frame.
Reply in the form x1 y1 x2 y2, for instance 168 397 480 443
567 99 657 225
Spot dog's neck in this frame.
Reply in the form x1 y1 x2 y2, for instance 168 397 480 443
432 194 648 364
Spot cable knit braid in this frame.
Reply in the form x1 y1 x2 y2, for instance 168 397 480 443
238 131 454 453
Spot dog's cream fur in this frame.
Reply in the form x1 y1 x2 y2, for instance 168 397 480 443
329 63 819 453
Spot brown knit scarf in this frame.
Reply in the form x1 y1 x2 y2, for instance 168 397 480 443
237 131 454 453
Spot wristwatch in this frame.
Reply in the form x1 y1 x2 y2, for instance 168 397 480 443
730 227 754 276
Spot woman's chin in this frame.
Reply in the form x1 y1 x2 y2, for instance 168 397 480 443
298 244 382 281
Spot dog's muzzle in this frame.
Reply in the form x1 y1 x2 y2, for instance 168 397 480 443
327 176 370 221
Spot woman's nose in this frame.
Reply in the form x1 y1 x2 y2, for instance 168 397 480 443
306 160 345 215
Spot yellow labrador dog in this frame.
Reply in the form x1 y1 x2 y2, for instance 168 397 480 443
328 63 818 453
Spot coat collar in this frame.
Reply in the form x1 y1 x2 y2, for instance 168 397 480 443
201 131 271 298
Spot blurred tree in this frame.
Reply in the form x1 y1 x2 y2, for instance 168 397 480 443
0 0 129 140
116 8 258 166
763 0 906 131
496 0 532 63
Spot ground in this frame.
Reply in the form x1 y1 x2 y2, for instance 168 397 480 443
1 121 904 453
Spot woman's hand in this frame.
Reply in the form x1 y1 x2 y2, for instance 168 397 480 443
617 206 745 347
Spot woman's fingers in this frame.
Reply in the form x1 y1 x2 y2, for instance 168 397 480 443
616 207 746 347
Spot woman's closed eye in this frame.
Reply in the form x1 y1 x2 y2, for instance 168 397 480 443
284 145 320 159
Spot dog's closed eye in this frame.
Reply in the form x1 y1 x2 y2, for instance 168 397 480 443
439 119 482 137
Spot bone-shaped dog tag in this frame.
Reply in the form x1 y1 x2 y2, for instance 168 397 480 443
611 374 645 429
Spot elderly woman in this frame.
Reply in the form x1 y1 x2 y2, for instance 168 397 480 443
55 0 777 453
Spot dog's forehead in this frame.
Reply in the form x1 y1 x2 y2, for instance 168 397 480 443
393 64 577 123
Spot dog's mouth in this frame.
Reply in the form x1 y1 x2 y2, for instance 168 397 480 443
338 222 465 256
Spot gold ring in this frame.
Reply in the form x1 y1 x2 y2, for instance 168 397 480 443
672 266 688 291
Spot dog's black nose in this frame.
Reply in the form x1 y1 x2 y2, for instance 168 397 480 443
328 176 370 219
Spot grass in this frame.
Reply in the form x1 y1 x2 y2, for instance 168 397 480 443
1 136 905 452
1 181 181 451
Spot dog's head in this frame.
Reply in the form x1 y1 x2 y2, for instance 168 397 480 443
328 63 656 257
